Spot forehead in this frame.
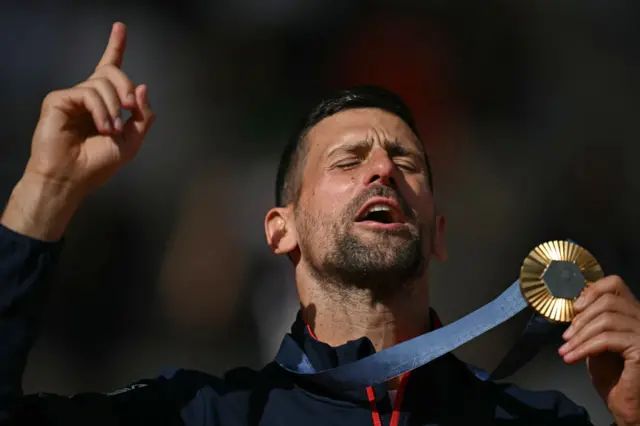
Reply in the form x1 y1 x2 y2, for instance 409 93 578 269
304 108 422 157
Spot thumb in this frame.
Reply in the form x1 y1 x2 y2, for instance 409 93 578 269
122 84 155 158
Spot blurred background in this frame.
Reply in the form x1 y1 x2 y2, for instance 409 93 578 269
2 0 640 423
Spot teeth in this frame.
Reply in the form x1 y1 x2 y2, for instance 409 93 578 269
366 204 391 214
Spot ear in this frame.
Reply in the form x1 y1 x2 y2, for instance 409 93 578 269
432 215 447 261
265 206 298 256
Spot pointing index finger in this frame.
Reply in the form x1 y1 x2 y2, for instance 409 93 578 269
96 22 127 69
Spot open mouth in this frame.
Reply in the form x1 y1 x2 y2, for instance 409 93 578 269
355 199 406 225
357 206 396 224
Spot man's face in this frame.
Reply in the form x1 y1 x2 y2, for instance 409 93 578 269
294 108 440 297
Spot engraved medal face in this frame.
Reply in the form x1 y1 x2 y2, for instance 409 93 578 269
519 241 604 322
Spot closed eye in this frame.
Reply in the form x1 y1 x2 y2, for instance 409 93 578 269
335 160 361 169
393 161 418 172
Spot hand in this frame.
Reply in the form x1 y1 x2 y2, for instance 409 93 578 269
27 22 155 191
2 22 155 240
559 276 640 426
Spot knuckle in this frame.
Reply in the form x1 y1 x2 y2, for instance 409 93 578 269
601 293 616 307
592 332 606 344
95 66 133 90
575 318 588 332
79 86 100 99
42 89 61 108
95 63 118 75
122 80 135 93
610 274 624 286
89 80 120 111
89 76 111 88
600 312 615 325
118 77 134 93
573 316 583 329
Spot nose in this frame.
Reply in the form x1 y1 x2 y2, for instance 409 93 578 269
364 149 397 187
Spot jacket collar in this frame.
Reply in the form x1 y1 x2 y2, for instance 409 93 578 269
273 309 476 403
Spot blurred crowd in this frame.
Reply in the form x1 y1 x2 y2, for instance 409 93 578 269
2 1 640 424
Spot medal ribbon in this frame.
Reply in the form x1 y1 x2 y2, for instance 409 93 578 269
275 240 601 389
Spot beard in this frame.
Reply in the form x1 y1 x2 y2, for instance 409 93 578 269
297 186 428 301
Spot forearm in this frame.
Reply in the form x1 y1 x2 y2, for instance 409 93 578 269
2 170 82 241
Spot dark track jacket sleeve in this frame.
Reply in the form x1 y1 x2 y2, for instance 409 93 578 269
0 225 214 426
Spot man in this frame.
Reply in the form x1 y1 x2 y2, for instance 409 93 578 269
1 22 640 426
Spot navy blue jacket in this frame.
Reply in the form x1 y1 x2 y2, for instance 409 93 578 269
0 224 594 425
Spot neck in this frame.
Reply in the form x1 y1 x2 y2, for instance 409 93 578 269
297 268 431 353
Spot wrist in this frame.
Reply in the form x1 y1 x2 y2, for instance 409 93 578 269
1 171 85 241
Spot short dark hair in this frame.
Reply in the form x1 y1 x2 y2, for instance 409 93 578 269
275 85 434 207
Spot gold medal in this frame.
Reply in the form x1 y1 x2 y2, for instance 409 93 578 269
519 240 604 322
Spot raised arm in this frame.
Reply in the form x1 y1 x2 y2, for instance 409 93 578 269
0 22 163 425
2 21 154 241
